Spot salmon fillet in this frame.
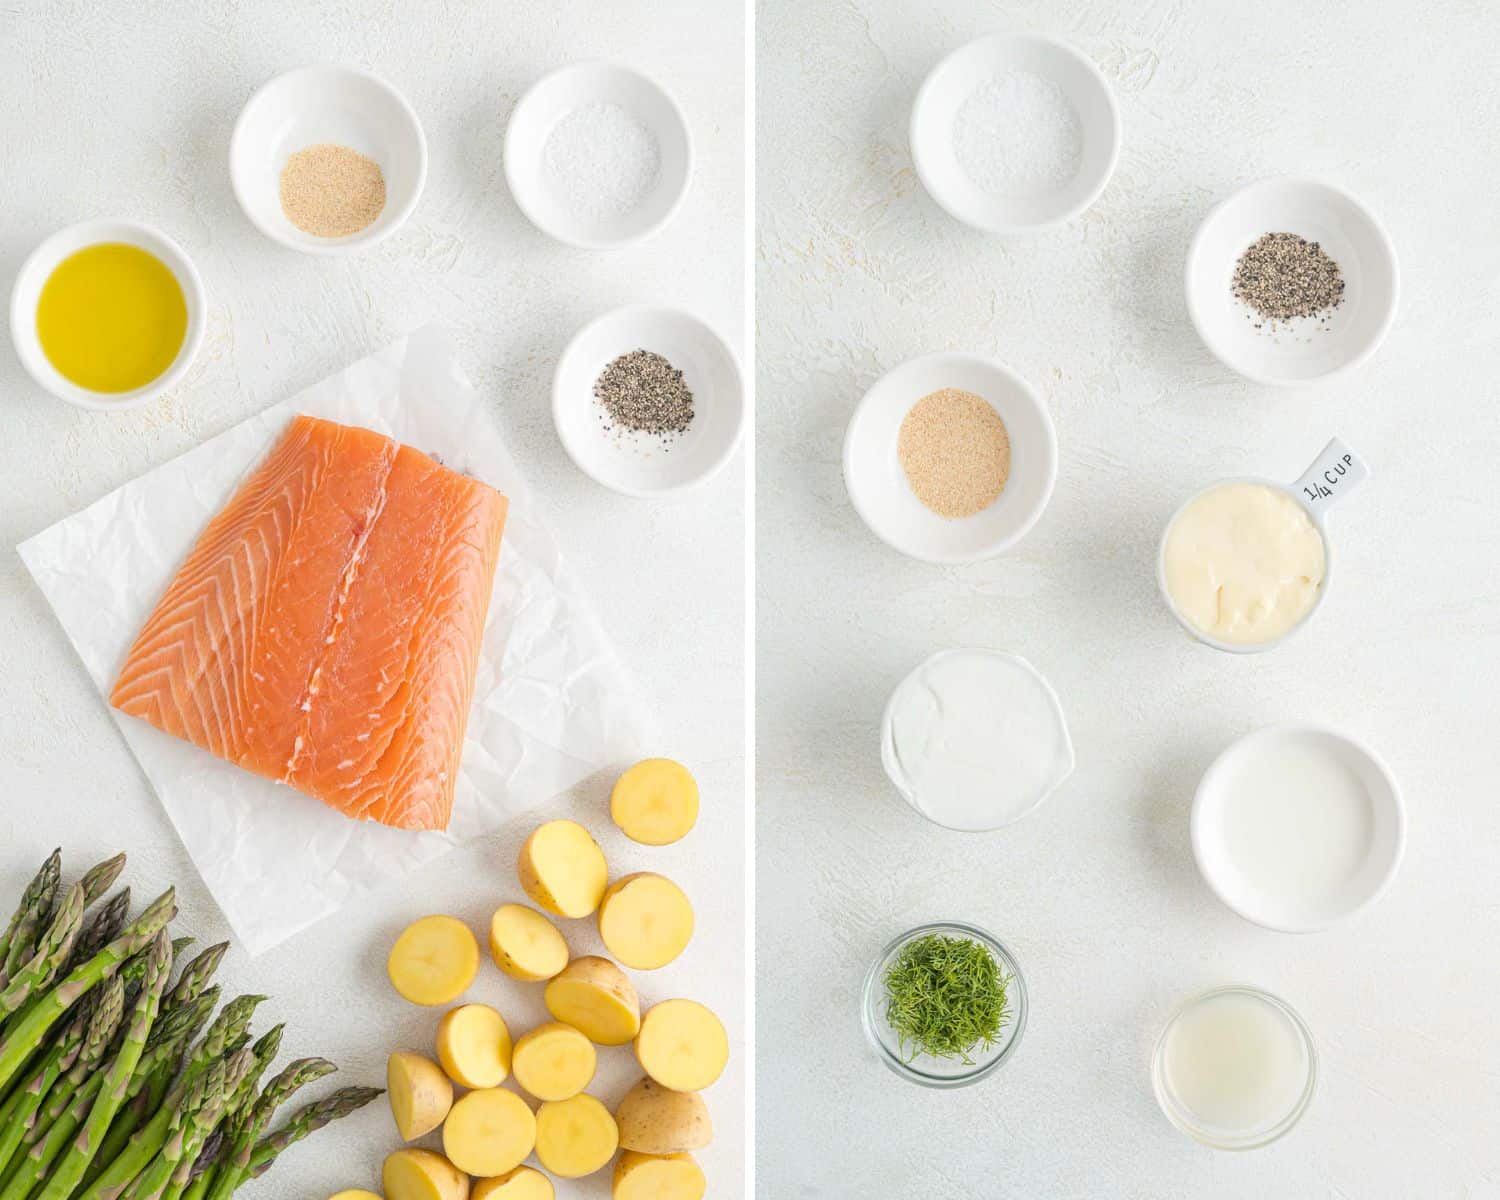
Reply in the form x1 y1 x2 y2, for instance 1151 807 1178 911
110 414 508 831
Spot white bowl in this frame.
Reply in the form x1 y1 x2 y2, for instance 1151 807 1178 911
1192 723 1405 933
910 33 1120 233
1186 177 1399 385
9 219 206 412
552 305 743 497
843 352 1058 563
505 61 691 249
230 66 427 255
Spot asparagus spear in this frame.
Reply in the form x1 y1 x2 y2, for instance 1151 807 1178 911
66 888 132 973
0 850 61 989
202 1057 336 1200
77 995 267 1200
0 983 100 1179
0 974 125 1196
116 1048 254 1200
34 929 174 1200
0 886 175 1096
162 943 228 1016
0 882 86 1023
77 853 128 908
245 1086 384 1179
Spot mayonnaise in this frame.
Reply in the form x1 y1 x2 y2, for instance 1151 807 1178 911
882 650 1073 831
1162 482 1325 645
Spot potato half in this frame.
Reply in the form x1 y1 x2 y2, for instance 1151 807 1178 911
489 903 569 982
472 1167 554 1200
615 1078 712 1154
442 1088 537 1178
597 873 694 970
511 1022 597 1101
534 1093 619 1179
382 1148 469 1200
610 759 699 845
612 1151 706 1200
518 821 609 919
544 957 640 1045
387 1051 453 1141
635 999 728 1092
436 1003 512 1089
388 915 480 1006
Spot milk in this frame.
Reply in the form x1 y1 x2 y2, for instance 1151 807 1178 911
1160 990 1311 1134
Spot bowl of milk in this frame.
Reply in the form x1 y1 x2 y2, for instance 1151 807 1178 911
1192 723 1405 932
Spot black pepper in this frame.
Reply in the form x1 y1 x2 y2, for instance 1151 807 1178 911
592 349 695 446
1231 232 1345 328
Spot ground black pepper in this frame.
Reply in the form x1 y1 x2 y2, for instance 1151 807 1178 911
592 349 695 445
1231 232 1345 329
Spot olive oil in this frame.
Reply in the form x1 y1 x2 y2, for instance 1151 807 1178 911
36 243 187 394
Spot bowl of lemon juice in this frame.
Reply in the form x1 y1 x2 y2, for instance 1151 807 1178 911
10 219 205 411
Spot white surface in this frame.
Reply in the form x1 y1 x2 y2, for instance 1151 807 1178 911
881 649 1073 831
9 219 206 410
553 305 744 496
229 65 428 255
843 352 1057 562
1192 723 1404 933
910 33 1119 233
505 62 691 249
0 1 744 1196
757 1 1500 1195
21 330 650 956
1186 177 1399 385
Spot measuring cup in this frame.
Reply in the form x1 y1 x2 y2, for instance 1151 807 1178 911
1157 438 1369 653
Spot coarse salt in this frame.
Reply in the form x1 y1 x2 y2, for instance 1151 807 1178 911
953 70 1082 197
543 102 661 222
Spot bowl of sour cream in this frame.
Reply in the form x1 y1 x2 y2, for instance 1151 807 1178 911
1158 438 1369 653
881 649 1074 831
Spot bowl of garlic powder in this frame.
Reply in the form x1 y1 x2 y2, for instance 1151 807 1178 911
843 352 1058 563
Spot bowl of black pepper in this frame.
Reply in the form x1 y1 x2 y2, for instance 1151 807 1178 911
552 304 744 496
1186 177 1398 386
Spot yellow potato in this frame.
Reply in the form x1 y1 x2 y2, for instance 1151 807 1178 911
511 1022 597 1101
597 874 694 970
488 904 568 982
388 916 480 1006
441 1088 537 1178
543 957 640 1045
471 1167 554 1200
387 1052 454 1141
436 1004 512 1089
518 821 608 919
612 1151 706 1200
382 1148 469 1200
615 1078 712 1154
329 1192 384 1200
534 1094 619 1179
634 999 728 1092
610 759 699 845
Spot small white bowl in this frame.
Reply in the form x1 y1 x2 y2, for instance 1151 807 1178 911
843 352 1057 563
1192 723 1405 933
1158 438 1370 654
9 219 206 412
552 305 743 497
910 33 1120 233
505 61 691 249
229 66 427 255
1186 177 1399 385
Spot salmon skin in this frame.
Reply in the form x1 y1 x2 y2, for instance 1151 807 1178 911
110 414 508 832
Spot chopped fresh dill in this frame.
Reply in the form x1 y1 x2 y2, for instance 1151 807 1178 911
882 932 1011 1063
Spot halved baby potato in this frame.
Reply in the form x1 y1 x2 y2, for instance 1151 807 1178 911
615 1078 712 1154
612 1151 706 1200
544 956 640 1045
597 873 694 970
489 903 569 982
472 1167 554 1200
511 1022 597 1101
388 915 480 1006
382 1148 469 1200
534 1093 619 1179
442 1088 537 1178
436 1003 512 1089
518 821 608 919
387 1051 453 1141
610 759 699 845
635 999 728 1092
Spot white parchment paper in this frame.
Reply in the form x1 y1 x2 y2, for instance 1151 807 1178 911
19 327 651 955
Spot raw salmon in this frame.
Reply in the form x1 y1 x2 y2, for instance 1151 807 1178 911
110 414 508 831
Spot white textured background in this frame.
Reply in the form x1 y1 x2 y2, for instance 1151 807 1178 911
757 0 1498 1195
0 1 745 1196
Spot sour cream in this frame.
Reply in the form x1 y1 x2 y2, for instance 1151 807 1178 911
1162 482 1326 645
881 650 1073 831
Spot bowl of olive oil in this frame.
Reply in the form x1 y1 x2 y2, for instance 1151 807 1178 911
9 219 205 411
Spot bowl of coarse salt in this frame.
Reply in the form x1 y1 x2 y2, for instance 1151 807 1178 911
505 61 692 250
910 33 1120 234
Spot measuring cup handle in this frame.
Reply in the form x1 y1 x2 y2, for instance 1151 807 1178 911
1292 438 1369 520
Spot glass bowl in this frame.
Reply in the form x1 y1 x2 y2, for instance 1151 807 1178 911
861 921 1028 1088
1150 985 1317 1150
